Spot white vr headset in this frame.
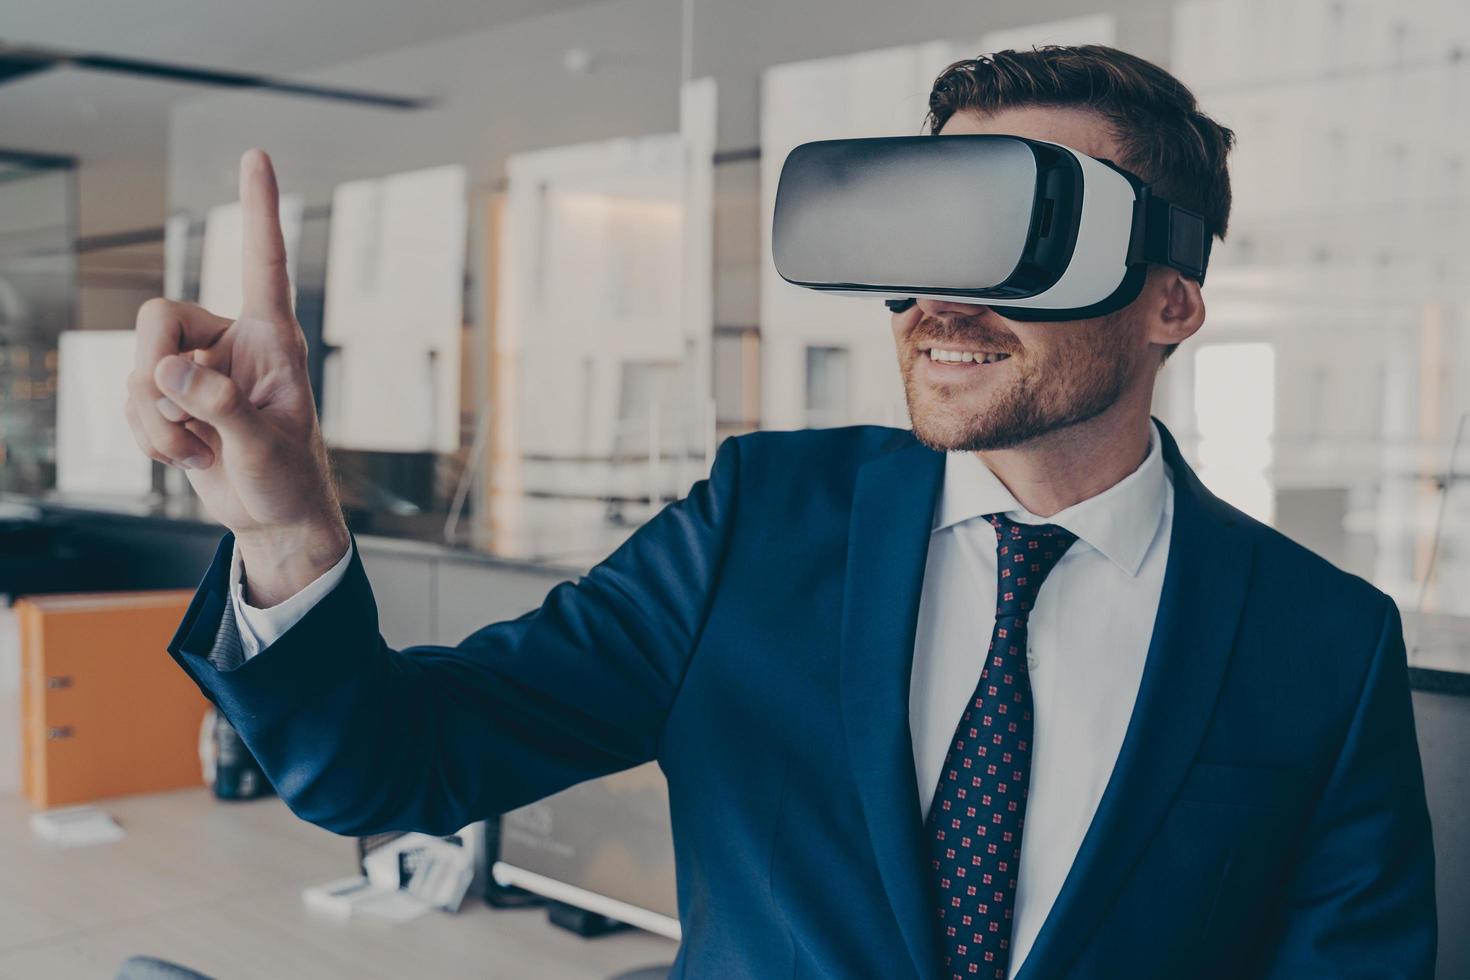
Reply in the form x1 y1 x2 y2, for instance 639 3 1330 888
771 134 1212 321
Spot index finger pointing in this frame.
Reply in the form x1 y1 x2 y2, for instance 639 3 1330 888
239 148 293 321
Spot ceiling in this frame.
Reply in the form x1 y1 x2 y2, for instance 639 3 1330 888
0 0 603 236
1 0 601 76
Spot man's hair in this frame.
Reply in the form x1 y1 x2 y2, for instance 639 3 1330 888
926 44 1235 359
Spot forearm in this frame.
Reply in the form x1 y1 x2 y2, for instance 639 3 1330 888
192 536 680 837
166 435 743 838
172 537 451 833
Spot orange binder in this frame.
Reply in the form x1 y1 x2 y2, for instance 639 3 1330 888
17 589 208 808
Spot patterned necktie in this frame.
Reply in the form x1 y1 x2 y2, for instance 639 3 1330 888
927 512 1077 980
208 597 247 671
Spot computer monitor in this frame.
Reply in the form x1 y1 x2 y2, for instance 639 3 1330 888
492 761 680 940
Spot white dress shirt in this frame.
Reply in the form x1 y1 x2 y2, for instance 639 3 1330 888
911 420 1173 977
231 422 1173 977
229 537 353 660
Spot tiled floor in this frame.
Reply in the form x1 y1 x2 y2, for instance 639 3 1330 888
0 789 675 979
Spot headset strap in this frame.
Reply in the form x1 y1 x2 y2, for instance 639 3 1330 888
1134 191 1212 284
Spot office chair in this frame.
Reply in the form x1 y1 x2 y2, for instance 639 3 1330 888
115 955 215 980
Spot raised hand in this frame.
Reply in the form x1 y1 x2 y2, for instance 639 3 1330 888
125 149 349 605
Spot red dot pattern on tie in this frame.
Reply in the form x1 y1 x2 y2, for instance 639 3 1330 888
926 513 1076 980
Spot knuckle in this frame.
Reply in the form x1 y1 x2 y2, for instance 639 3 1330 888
203 380 241 417
157 429 195 460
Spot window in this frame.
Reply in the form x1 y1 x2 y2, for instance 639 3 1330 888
805 346 852 429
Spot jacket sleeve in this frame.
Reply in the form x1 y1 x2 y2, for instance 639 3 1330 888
1255 598 1438 979
167 434 743 838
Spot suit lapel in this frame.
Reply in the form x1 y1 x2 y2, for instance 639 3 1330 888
1013 419 1255 979
840 433 946 980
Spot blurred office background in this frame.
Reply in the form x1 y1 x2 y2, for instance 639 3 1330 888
1 1 1467 978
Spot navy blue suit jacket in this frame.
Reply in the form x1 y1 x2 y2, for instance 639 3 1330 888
168 419 1436 978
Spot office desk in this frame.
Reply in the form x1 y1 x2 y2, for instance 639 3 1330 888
0 789 674 980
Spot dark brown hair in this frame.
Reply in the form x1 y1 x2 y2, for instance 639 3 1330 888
927 45 1234 357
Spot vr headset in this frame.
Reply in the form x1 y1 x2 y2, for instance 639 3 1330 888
771 134 1212 321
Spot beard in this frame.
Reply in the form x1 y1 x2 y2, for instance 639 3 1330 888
900 309 1138 452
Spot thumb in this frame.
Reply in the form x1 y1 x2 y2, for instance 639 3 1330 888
154 355 261 442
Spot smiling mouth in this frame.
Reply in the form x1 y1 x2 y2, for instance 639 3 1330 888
922 346 1012 364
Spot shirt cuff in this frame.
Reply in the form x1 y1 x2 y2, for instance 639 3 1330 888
228 537 355 660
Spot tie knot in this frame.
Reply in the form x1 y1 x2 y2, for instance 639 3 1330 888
987 513 1077 621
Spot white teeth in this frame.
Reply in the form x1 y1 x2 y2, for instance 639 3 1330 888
928 348 1010 364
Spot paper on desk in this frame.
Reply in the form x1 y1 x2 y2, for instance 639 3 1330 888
353 885 434 921
363 832 476 913
30 804 126 847
302 875 431 922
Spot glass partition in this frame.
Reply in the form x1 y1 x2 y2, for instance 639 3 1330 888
1163 0 1470 669
0 151 77 497
21 1 1469 638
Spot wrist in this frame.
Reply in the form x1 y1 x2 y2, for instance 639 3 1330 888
235 518 351 608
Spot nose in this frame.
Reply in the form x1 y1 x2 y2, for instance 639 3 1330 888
915 297 993 318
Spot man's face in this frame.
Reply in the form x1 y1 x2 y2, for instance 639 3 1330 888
893 106 1156 453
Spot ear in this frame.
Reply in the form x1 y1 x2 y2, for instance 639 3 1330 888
1144 265 1206 352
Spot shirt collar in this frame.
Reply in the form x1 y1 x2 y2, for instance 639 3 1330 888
931 419 1170 577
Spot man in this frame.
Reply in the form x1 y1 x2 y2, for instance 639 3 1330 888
127 45 1435 979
